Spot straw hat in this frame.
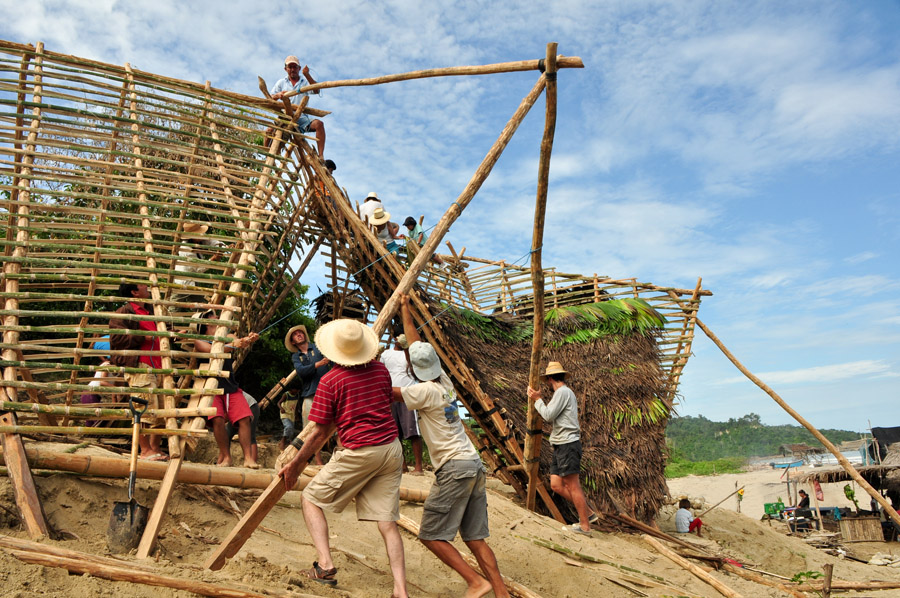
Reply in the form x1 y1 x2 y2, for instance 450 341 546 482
369 207 391 226
183 222 209 238
189 309 215 335
284 324 309 352
365 191 380 201
315 319 379 366
541 361 567 377
396 334 409 349
408 340 441 382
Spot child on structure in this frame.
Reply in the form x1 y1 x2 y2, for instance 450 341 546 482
190 309 260 469
675 498 703 536
403 216 443 265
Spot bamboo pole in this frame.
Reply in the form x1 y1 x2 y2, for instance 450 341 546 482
525 43 558 512
0 413 50 539
0 425 207 437
0 402 215 419
697 486 744 518
642 535 742 598
695 318 900 529
294 55 584 94
720 564 807 598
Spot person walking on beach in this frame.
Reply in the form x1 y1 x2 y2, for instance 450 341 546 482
279 319 408 596
527 362 598 535
393 293 510 598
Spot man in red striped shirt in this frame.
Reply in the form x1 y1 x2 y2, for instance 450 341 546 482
280 319 408 596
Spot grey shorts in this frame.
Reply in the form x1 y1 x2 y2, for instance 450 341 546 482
550 440 582 478
296 114 313 134
419 459 489 542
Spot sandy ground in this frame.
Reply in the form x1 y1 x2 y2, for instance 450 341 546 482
3 442 900 598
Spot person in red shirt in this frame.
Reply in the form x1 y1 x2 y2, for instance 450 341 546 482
279 319 408 596
109 282 166 460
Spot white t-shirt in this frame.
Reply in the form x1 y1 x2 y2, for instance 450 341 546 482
401 373 478 471
358 200 382 225
675 508 694 533
380 348 416 387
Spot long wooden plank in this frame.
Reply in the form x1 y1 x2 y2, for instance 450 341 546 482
0 412 50 538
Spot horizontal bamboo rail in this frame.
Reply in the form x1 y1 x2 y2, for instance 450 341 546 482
0 425 207 437
0 401 215 419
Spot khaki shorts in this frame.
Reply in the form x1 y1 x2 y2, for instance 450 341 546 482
123 372 162 427
419 458 489 542
303 439 402 521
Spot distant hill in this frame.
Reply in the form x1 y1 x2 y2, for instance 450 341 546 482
666 413 861 461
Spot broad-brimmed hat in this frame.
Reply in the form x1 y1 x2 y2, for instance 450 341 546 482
284 55 300 67
365 191 380 201
183 222 209 237
396 334 409 349
284 324 309 352
189 309 215 335
315 319 379 366
408 340 442 381
541 361 567 377
370 207 390 226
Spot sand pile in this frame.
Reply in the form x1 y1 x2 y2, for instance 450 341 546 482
2 442 900 597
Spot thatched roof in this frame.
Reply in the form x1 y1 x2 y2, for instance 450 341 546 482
439 298 670 522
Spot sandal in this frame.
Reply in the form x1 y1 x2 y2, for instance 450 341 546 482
303 561 337 586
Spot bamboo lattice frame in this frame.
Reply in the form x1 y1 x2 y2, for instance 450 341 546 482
0 40 709 546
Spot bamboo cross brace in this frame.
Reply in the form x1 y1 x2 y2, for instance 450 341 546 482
695 317 900 530
525 43 558 511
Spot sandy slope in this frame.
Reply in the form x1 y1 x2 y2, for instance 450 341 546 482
2 443 900 598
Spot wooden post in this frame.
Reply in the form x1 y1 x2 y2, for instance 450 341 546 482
822 563 833 598
811 481 823 529
0 413 50 538
695 317 900 529
698 486 744 519
524 43 557 511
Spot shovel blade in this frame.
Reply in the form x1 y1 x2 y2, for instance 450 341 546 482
107 499 149 554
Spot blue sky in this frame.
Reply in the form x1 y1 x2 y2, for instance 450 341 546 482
3 1 898 432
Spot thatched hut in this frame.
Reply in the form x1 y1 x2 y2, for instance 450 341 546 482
439 298 670 522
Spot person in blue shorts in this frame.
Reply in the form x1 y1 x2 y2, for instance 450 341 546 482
269 55 326 158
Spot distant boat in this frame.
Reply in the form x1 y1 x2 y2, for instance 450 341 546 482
770 460 803 469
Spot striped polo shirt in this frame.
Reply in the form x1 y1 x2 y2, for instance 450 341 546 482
308 360 397 450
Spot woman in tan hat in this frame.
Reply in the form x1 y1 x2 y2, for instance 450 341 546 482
369 207 402 255
284 323 329 464
527 361 598 535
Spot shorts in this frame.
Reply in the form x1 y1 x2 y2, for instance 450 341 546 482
226 400 259 443
212 389 252 425
419 459 489 542
303 439 402 521
391 401 420 440
550 440 583 478
281 399 299 424
123 372 161 427
295 114 313 134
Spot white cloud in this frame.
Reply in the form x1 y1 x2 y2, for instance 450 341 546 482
718 360 894 386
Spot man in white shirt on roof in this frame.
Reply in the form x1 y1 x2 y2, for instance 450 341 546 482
269 55 326 158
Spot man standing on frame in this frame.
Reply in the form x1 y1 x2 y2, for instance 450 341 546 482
279 319 408 597
527 361 599 535
392 293 510 598
269 55 326 158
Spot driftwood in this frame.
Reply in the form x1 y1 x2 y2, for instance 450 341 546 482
0 412 49 539
721 564 807 598
642 535 742 598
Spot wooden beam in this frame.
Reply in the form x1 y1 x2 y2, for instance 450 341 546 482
0 412 49 538
642 535 742 598
525 42 558 512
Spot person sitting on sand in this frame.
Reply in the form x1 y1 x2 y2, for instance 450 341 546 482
392 292 511 598
675 498 703 537
190 309 260 469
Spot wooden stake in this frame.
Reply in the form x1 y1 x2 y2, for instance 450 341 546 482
0 413 50 539
822 563 833 598
697 486 744 518
695 318 900 529
524 42 558 512
642 535 742 598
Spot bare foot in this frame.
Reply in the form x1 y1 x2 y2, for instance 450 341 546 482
465 577 492 598
217 456 233 467
245 460 259 469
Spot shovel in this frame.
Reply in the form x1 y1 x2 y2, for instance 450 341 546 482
107 396 150 553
